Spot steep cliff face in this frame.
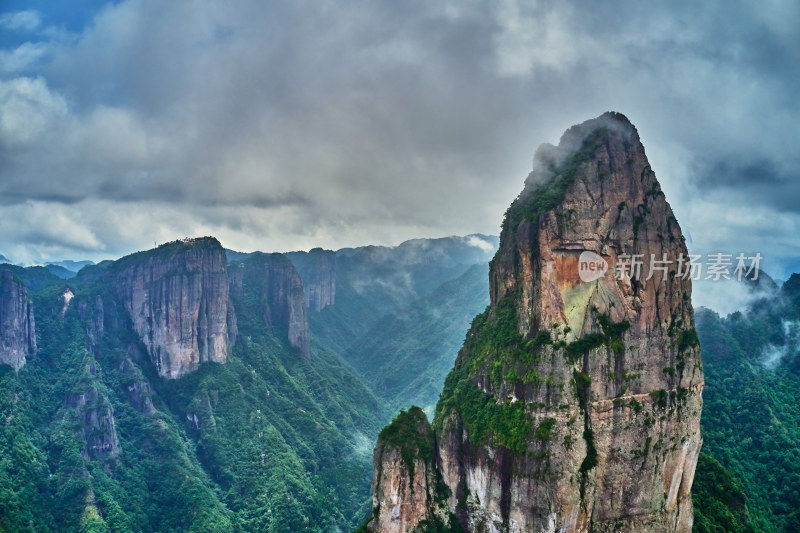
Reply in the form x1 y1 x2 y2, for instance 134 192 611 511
231 253 311 357
0 269 36 370
288 248 336 312
367 113 703 532
368 407 453 532
119 357 155 415
67 383 121 460
109 238 236 379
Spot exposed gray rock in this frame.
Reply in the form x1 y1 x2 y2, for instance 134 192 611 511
0 269 36 370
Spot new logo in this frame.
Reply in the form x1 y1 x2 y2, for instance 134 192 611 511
578 251 608 283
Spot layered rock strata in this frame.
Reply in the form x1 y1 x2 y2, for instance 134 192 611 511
366 112 703 533
109 238 235 379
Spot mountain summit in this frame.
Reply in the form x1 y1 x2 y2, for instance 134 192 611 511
364 112 704 532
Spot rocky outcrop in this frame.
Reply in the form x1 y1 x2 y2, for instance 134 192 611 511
287 248 336 312
109 238 236 379
67 359 121 461
78 295 105 347
0 269 36 370
77 292 135 356
368 407 452 532
366 113 703 532
231 253 311 358
69 387 120 460
60 289 74 317
119 358 155 415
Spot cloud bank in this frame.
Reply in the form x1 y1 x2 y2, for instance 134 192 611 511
0 0 798 304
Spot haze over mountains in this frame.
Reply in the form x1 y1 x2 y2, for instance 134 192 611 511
363 111 706 532
3 113 795 533
0 232 497 531
1 0 798 530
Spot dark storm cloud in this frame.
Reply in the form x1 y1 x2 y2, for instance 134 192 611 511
693 158 800 214
0 0 798 293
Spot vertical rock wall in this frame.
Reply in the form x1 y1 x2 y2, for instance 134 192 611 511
0 269 36 370
110 238 235 379
367 113 703 533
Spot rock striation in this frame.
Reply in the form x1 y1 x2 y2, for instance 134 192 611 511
108 238 236 379
368 407 447 532
288 248 337 312
68 382 121 461
366 112 704 532
231 253 311 358
0 269 36 370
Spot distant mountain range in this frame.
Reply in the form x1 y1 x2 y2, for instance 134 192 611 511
0 233 497 531
0 112 795 531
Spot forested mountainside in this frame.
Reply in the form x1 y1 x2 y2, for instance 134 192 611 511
0 234 497 532
0 238 386 532
343 264 490 415
286 234 497 356
285 235 497 414
694 275 800 532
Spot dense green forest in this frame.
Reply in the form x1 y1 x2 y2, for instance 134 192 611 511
0 269 386 531
694 275 800 532
692 453 756 533
1 246 799 532
0 236 496 532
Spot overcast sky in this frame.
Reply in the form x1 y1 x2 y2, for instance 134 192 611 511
1 0 799 295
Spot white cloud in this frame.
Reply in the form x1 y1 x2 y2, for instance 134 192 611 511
466 235 495 253
692 278 773 317
0 10 41 32
492 0 580 76
0 77 67 145
0 0 796 285
760 319 798 369
0 42 49 73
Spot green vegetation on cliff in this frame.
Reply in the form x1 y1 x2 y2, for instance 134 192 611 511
0 245 387 532
693 453 756 533
378 407 434 482
696 298 800 532
1 284 235 532
431 126 624 456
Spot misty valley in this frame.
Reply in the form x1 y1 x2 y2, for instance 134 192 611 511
1 114 798 533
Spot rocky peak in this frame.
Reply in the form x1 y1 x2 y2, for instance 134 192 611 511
108 238 236 379
67 383 121 461
0 269 36 370
782 273 800 297
490 111 692 341
288 247 336 312
231 253 311 358
367 407 454 532
366 112 703 532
